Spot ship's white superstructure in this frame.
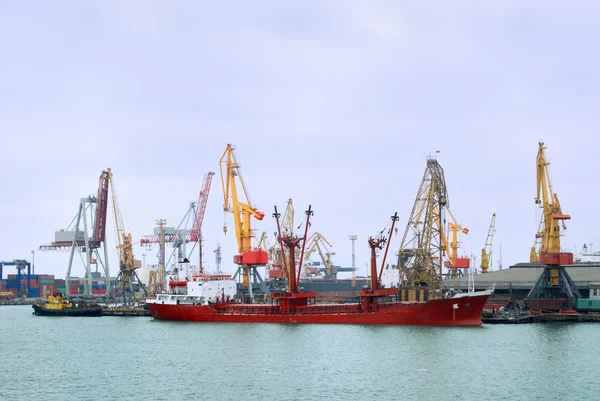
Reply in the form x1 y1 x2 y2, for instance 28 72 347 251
146 274 236 306
576 243 600 263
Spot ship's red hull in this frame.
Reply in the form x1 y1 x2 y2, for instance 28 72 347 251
147 291 491 326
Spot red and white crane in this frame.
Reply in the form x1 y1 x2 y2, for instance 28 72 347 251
140 172 214 273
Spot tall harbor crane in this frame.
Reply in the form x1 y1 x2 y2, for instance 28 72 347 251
398 155 452 297
39 169 111 295
304 233 336 278
190 172 214 271
147 219 166 296
527 142 580 308
107 168 146 305
480 213 496 273
220 144 268 302
140 172 214 274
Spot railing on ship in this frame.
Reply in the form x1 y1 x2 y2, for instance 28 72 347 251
217 301 424 316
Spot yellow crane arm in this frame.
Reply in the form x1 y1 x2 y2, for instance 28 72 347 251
534 142 570 255
106 168 134 271
481 213 496 273
447 222 468 270
219 144 265 256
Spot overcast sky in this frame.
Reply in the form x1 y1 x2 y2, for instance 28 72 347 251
1 1 599 280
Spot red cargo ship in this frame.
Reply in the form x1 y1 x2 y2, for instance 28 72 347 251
146 280 491 326
147 208 492 326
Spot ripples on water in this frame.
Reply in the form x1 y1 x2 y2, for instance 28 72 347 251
1 305 599 401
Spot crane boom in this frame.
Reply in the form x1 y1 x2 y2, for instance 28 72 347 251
106 168 145 305
532 142 571 263
480 213 496 273
94 170 109 243
191 172 214 242
107 168 134 271
447 222 469 279
219 144 267 266
526 142 579 309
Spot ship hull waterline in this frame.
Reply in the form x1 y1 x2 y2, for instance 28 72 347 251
32 304 103 317
147 291 491 326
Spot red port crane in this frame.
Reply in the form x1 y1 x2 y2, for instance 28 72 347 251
140 172 214 268
220 144 268 302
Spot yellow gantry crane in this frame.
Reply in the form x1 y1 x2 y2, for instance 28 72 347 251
480 213 496 273
106 168 145 305
220 144 268 300
527 142 580 308
107 168 134 272
531 142 570 262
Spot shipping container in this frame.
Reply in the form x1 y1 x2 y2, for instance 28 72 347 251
28 288 40 298
91 289 107 295
39 279 55 284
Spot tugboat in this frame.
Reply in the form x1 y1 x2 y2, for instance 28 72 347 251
32 290 102 317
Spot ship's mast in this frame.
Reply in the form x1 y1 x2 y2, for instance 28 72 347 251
360 213 399 311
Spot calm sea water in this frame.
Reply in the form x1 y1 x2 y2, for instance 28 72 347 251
1 305 599 401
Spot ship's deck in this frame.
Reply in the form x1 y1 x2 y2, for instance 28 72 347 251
214 301 426 316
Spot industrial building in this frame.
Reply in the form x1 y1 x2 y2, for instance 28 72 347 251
444 262 600 300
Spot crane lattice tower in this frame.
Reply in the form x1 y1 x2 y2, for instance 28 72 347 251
397 156 449 296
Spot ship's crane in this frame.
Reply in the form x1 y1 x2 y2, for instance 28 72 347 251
304 233 336 278
527 142 580 309
107 168 146 305
480 213 496 273
360 213 400 311
220 144 268 302
271 205 317 313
